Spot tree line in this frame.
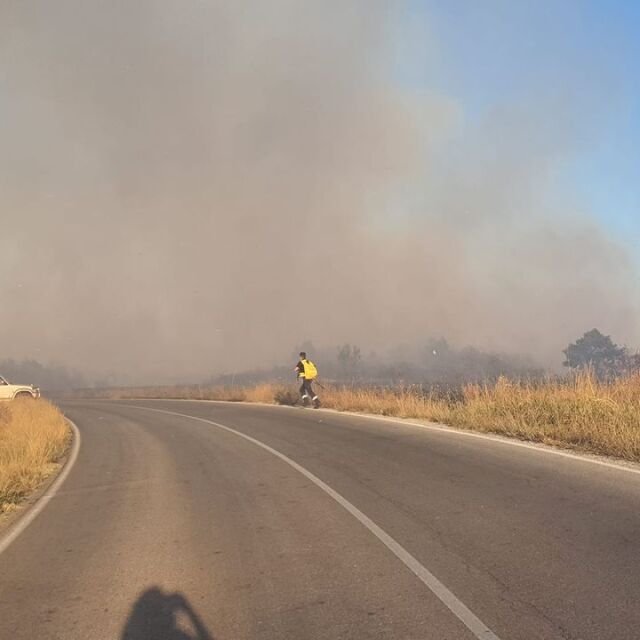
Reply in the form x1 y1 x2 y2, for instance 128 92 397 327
3 328 636 392
0 359 85 391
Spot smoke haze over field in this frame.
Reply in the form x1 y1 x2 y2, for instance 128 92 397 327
1 1 638 383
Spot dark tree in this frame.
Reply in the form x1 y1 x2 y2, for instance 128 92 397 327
563 329 627 379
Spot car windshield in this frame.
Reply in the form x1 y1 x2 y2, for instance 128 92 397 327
0 376 8 385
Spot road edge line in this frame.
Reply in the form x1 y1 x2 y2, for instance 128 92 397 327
0 419 81 557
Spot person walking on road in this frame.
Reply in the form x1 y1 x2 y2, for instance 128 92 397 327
295 352 320 408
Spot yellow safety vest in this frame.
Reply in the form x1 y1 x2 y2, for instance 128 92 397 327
300 359 318 380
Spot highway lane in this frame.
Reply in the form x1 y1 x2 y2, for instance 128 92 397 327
1 400 639 639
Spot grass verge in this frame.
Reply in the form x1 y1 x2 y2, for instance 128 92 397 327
76 372 640 463
0 399 70 513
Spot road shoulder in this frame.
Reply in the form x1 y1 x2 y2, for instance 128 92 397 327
0 419 80 552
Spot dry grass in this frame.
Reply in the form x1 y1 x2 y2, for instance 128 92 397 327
323 375 640 460
75 372 640 462
0 398 70 513
449 374 640 460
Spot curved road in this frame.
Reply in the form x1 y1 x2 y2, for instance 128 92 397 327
1 400 639 639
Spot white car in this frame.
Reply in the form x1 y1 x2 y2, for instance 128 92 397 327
0 375 41 400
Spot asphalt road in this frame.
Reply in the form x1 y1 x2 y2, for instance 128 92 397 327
1 400 639 640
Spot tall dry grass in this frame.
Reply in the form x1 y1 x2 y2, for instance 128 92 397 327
0 398 70 513
323 376 640 459
449 374 640 460
75 372 640 462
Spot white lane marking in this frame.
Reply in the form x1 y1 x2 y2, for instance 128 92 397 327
0 420 81 557
130 404 502 640
120 398 640 477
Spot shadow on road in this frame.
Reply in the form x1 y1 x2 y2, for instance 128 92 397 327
121 587 214 640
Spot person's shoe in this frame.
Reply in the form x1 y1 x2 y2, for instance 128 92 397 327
312 396 320 408
301 395 310 407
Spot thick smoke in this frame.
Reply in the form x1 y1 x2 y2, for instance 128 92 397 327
1 1 638 383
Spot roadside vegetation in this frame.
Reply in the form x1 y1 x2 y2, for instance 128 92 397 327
0 399 70 513
78 370 640 463
68 329 640 462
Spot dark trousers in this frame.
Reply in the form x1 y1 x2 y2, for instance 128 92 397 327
300 379 317 399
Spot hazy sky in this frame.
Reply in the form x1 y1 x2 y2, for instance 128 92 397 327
404 0 640 245
1 1 638 383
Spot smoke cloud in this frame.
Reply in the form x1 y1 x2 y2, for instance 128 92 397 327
1 1 638 383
